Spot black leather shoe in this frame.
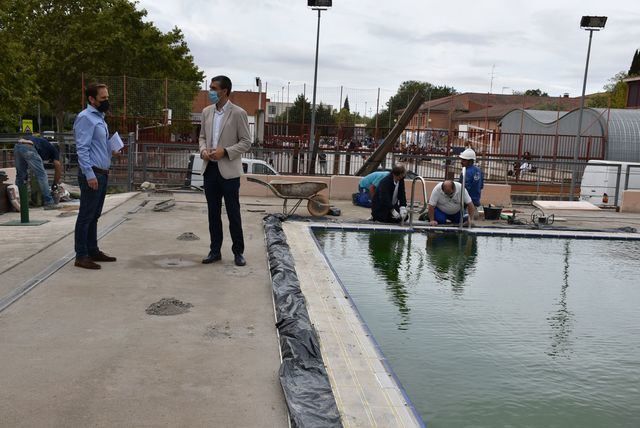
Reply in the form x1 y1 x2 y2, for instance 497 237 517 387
90 251 117 262
234 254 246 266
202 252 221 264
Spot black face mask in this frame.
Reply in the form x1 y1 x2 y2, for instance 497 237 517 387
96 100 110 113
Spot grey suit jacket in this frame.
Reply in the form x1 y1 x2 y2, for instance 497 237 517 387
198 101 252 179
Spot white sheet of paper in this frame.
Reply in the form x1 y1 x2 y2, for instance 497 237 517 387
109 132 124 152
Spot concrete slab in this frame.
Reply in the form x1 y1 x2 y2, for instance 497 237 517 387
2 189 640 427
0 192 288 427
284 221 422 427
533 200 601 211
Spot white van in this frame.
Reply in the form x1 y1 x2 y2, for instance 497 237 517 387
580 160 640 206
185 153 278 189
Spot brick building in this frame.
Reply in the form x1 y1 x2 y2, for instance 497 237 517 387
624 76 640 108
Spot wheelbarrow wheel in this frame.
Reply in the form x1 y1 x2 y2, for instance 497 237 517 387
307 194 330 217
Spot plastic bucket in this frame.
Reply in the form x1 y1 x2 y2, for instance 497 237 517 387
483 206 503 220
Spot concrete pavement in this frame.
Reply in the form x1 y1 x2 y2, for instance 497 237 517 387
0 192 288 427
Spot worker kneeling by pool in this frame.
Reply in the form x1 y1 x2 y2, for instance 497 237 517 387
427 180 475 226
371 165 408 223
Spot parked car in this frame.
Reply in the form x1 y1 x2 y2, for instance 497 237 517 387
185 153 279 189
42 131 56 141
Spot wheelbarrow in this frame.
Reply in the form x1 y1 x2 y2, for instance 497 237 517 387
247 177 330 217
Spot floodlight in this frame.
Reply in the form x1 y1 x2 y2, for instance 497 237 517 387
580 16 607 29
308 0 332 9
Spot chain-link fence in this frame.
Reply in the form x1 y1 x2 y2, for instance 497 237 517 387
2 133 640 206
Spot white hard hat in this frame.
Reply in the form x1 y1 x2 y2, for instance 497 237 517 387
459 148 476 160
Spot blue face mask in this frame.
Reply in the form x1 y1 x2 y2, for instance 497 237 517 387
208 90 219 104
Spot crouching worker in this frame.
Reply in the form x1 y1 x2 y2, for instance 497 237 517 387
427 180 475 226
371 164 408 223
355 170 388 207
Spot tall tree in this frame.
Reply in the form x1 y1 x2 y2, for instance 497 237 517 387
629 49 640 76
343 96 350 112
0 0 38 129
367 80 456 130
4 0 203 130
284 94 312 124
513 89 549 96
524 89 549 97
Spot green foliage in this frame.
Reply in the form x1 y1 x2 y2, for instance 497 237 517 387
524 89 549 97
278 94 338 126
512 89 549 97
283 94 311 124
0 1 38 128
629 49 640 76
335 108 354 126
586 93 609 108
586 71 628 108
367 80 456 129
602 71 628 108
2 0 203 130
343 96 350 112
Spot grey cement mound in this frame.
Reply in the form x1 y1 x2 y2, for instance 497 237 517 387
177 232 200 241
146 298 193 316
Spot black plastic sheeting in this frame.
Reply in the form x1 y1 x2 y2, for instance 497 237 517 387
264 214 342 428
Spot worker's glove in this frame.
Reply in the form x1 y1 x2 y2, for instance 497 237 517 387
391 209 401 220
399 206 408 220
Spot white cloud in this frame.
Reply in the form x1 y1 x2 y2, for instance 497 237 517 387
137 0 640 115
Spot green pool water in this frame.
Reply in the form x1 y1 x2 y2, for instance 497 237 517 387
315 229 640 428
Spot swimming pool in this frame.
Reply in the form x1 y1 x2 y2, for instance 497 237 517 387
315 229 640 428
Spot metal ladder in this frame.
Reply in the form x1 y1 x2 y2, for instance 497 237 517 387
407 176 429 227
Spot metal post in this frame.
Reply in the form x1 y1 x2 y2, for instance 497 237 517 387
18 184 29 223
123 75 127 130
570 29 594 200
286 82 290 136
459 167 466 229
375 87 380 141
256 78 263 145
127 132 135 192
308 8 322 174
614 164 622 208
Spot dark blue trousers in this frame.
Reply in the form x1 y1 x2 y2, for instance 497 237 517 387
203 162 244 256
75 172 108 257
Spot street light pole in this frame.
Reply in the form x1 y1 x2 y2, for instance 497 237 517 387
569 16 607 200
286 81 290 136
308 8 323 174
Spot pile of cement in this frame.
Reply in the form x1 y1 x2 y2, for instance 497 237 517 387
145 298 193 316
177 232 200 241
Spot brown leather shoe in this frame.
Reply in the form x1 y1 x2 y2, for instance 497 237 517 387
75 257 101 270
90 251 117 262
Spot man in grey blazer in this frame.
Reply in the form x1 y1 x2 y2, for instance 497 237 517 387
199 75 252 266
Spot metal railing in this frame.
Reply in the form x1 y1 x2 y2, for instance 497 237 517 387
3 133 639 207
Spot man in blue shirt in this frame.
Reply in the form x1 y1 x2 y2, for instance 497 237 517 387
355 170 388 207
73 83 117 270
14 133 62 209
458 148 483 208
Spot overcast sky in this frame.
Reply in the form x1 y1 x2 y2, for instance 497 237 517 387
138 0 639 115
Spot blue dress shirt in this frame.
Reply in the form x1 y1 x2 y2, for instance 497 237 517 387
73 104 110 180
